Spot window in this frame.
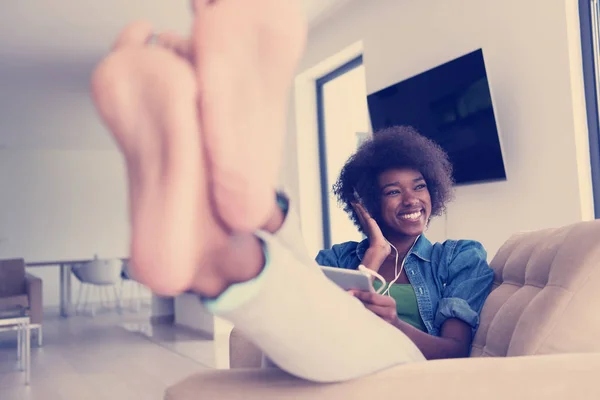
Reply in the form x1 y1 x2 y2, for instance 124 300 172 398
580 0 600 217
316 55 370 248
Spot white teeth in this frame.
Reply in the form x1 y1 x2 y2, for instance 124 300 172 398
399 211 422 220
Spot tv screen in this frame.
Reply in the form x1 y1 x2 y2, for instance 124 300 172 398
367 49 506 185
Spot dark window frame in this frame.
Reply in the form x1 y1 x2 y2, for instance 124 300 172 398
315 55 364 249
579 0 600 218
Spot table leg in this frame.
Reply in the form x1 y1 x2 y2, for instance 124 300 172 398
25 322 30 385
60 264 73 317
17 323 22 368
37 325 43 347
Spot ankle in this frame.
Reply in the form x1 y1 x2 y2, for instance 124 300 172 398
191 233 266 299
222 234 266 284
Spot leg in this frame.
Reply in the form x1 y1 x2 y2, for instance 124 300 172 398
89 287 96 317
135 283 142 311
104 287 112 310
91 1 305 295
211 208 425 383
60 264 72 317
99 286 105 309
79 284 90 315
17 322 22 367
192 0 306 232
75 279 84 312
113 285 123 313
91 1 422 384
24 321 30 385
91 22 234 297
37 326 43 347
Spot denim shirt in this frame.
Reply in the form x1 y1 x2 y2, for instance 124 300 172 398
315 235 494 337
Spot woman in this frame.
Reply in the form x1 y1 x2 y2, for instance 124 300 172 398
96 0 491 381
316 126 494 360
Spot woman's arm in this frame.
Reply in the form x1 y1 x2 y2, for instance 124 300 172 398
351 291 472 360
393 318 471 359
360 247 390 271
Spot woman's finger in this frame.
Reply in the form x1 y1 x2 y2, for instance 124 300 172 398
353 291 395 307
351 202 367 227
364 304 397 323
355 202 373 220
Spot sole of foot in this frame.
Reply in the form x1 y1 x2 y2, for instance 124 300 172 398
91 22 228 296
90 0 307 296
192 0 307 232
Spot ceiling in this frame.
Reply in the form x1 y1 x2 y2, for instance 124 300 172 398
0 0 348 150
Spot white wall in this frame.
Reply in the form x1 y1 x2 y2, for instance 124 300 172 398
288 0 594 259
0 148 131 308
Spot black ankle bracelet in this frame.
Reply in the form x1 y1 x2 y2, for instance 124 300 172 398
275 191 289 218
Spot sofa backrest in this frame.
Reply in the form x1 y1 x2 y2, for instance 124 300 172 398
0 258 27 297
471 220 600 357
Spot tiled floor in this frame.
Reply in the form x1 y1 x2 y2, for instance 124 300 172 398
0 309 223 400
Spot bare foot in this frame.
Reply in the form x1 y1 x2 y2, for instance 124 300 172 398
91 21 229 296
192 0 306 232
90 0 306 296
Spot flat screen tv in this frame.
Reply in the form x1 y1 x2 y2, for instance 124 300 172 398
367 49 506 185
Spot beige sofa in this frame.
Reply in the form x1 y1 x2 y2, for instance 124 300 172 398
166 220 600 399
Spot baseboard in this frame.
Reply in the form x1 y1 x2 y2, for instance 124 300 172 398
150 314 175 325
43 300 151 317
42 306 61 314
172 323 214 340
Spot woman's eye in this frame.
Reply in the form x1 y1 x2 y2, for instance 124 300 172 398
415 184 427 190
386 190 400 196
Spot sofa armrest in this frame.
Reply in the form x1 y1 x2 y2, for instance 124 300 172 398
167 353 600 399
25 273 43 325
229 328 263 369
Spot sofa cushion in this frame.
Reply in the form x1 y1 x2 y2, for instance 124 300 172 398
0 294 29 310
471 220 600 357
165 353 600 400
230 327 263 369
0 259 26 297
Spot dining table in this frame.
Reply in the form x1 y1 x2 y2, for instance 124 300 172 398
25 258 129 317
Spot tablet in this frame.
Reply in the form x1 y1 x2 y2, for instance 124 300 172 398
320 266 375 292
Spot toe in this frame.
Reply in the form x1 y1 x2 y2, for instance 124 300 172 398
111 21 155 51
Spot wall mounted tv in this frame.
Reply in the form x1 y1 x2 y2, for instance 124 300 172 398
367 49 506 185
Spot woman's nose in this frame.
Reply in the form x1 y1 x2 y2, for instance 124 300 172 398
402 192 419 206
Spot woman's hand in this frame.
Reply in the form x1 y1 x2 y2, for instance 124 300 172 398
350 290 399 326
352 202 391 269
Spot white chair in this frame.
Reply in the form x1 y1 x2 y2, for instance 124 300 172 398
72 258 123 316
120 260 151 312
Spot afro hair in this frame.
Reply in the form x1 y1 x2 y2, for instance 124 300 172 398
332 126 454 234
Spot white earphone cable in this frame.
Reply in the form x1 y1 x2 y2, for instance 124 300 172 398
357 265 386 294
382 236 420 296
358 236 420 296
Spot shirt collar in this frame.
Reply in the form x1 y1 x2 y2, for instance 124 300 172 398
356 235 432 262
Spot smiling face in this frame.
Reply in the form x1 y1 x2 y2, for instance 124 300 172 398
377 168 432 239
